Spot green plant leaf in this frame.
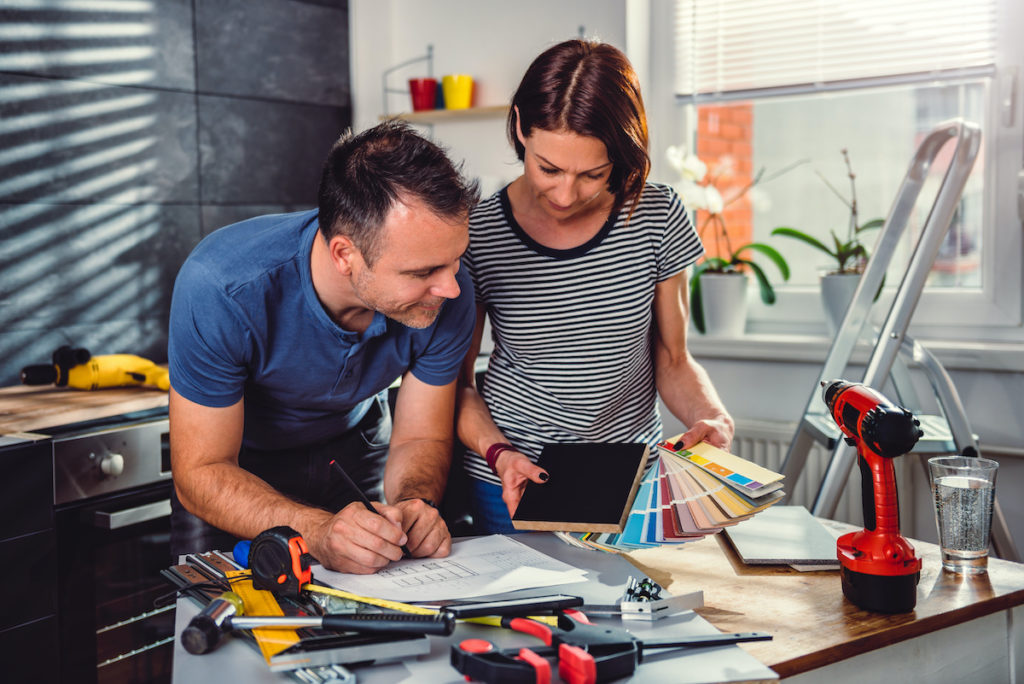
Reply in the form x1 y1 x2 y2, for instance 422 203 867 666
831 232 854 270
857 218 884 232
736 258 776 304
771 227 836 258
831 231 848 253
734 242 790 280
695 256 730 274
690 269 706 334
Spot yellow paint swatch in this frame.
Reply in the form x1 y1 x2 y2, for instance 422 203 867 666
684 441 784 485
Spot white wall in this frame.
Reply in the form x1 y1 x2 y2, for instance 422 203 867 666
350 0 627 195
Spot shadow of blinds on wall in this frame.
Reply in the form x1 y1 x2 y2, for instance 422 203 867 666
0 1 165 371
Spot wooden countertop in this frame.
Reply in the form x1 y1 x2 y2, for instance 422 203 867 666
625 521 1024 678
0 384 168 435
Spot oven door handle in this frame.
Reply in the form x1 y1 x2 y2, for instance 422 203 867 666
94 499 171 530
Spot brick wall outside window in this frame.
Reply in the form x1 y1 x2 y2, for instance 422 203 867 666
695 103 754 259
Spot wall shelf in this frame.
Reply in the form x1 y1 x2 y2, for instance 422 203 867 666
382 105 509 124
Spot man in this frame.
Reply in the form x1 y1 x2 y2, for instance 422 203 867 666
168 121 479 573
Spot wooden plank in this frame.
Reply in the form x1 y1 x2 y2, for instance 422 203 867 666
624 519 1024 678
0 384 168 435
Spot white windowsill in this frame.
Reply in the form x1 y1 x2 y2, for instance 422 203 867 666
686 333 1024 373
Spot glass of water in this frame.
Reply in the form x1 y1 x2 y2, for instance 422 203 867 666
928 456 999 574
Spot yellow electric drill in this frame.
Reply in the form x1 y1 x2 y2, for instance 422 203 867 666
21 345 170 391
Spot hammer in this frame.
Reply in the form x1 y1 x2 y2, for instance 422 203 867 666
181 591 455 655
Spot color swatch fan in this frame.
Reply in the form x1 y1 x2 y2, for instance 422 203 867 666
659 440 785 499
558 438 786 553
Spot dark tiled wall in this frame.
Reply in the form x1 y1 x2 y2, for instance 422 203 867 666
0 0 351 387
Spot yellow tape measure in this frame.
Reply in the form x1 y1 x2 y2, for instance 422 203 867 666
225 569 301 662
303 583 436 615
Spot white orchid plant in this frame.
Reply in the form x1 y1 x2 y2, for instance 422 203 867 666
665 146 794 333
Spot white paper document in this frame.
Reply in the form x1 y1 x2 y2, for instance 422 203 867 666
312 534 589 602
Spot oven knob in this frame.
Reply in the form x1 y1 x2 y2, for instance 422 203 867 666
100 452 125 477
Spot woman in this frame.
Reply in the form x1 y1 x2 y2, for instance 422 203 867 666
457 39 734 534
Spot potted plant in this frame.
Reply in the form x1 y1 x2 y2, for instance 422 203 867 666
770 149 884 333
667 148 794 335
689 224 790 336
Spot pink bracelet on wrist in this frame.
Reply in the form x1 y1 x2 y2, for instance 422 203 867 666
485 442 516 474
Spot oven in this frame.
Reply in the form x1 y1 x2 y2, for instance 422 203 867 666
51 409 173 684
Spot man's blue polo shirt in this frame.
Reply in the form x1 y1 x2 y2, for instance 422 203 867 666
168 209 474 451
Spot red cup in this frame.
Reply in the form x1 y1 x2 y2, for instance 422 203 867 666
409 78 438 111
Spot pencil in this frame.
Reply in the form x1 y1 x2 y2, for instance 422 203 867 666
329 459 411 557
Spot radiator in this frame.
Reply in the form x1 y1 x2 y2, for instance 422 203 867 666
730 418 867 527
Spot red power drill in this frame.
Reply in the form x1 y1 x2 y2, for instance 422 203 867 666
823 380 924 613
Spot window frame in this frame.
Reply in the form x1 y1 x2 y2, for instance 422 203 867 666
667 0 1024 343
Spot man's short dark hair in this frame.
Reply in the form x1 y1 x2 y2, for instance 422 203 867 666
317 120 479 266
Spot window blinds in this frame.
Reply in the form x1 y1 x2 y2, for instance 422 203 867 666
675 0 998 100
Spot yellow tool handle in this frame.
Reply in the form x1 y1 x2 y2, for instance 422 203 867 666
463 615 558 628
64 354 170 391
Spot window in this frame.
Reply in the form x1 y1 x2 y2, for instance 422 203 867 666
673 0 1023 341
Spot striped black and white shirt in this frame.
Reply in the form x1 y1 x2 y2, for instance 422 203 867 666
462 182 704 484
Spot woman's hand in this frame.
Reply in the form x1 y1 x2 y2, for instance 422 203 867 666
496 451 549 516
675 415 734 451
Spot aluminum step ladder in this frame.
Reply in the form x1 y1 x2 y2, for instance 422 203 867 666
779 119 1020 562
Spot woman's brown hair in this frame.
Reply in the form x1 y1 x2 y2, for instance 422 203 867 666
508 39 650 213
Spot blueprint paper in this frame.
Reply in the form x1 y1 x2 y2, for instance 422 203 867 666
312 534 588 601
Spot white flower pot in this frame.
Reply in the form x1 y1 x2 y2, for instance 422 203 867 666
820 272 861 336
698 273 748 337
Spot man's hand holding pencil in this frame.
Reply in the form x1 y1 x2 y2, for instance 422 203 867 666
304 496 408 574
298 459 450 574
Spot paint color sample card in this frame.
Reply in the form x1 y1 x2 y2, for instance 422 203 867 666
723 505 838 565
512 443 649 533
658 440 784 498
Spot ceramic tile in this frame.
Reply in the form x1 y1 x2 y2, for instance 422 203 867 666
198 94 349 205
195 0 349 106
0 72 198 204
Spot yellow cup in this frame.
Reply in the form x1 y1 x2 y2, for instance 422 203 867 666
442 74 473 110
